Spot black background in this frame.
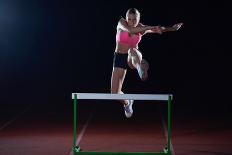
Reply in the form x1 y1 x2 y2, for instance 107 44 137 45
0 0 230 119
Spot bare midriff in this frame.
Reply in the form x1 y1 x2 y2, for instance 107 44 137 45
115 42 137 54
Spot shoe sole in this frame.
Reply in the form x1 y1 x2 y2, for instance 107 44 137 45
141 59 149 81
125 100 134 118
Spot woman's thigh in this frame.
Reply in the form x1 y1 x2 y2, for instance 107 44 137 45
128 48 142 69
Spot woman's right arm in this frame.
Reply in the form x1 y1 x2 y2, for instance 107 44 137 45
117 18 154 34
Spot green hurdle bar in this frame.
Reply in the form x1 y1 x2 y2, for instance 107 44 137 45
72 93 173 155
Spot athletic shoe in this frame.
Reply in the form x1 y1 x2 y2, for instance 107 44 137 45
124 100 134 118
138 59 149 81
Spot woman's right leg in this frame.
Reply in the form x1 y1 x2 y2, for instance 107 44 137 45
111 67 127 105
111 67 134 118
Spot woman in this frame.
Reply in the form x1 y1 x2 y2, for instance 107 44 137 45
111 8 182 118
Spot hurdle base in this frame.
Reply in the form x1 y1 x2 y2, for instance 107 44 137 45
73 146 81 152
73 150 169 155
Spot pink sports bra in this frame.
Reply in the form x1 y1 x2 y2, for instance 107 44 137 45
116 31 142 46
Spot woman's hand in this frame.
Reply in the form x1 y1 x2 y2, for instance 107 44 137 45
159 23 183 33
172 23 183 31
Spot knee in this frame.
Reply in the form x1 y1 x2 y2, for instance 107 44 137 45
128 48 142 62
128 48 137 57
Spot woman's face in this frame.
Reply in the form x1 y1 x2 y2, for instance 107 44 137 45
126 14 140 27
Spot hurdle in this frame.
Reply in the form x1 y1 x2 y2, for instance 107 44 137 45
72 93 173 155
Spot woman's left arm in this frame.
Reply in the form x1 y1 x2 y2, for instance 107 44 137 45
160 23 183 33
138 23 162 35
138 22 183 35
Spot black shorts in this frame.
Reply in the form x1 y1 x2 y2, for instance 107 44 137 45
113 52 129 69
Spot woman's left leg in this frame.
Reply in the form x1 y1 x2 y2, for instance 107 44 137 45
128 48 149 81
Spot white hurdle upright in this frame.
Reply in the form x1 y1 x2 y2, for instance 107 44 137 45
72 93 173 155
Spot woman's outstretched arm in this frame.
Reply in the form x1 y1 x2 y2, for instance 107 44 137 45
160 23 183 32
143 23 183 35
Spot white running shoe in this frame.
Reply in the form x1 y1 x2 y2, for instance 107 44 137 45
138 59 149 81
124 100 134 118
